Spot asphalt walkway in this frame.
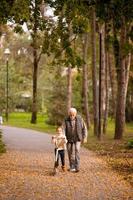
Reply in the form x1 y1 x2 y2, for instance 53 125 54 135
0 126 132 200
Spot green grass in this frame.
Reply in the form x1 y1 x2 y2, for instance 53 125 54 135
84 118 133 154
0 131 6 154
87 118 133 139
3 112 133 139
3 112 56 134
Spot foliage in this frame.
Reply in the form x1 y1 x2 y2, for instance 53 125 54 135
72 73 82 111
0 0 133 136
0 130 6 154
10 0 30 24
46 0 89 68
0 31 33 115
126 140 133 149
0 0 14 24
47 66 68 125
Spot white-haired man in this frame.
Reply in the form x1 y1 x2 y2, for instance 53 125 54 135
63 108 88 172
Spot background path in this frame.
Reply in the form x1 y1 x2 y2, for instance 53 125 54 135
0 126 132 200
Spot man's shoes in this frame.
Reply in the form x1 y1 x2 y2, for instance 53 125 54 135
75 169 80 173
68 168 80 172
69 168 76 172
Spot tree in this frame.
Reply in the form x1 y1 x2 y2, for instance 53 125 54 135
113 1 133 139
1 0 55 123
47 65 67 125
0 0 15 25
82 32 90 129
30 0 39 123
46 0 87 113
94 0 133 139
98 23 106 139
114 16 127 139
103 25 110 134
126 64 133 122
91 6 99 136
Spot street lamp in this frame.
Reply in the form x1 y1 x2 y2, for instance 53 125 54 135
4 48 11 122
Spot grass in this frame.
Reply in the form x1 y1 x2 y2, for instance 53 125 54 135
3 112 56 134
0 130 6 154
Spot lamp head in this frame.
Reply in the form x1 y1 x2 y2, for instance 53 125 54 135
4 48 11 56
4 48 11 61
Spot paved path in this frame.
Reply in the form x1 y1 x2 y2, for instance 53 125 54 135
0 126 132 200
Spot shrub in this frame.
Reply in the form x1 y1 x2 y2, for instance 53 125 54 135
126 139 133 149
0 131 6 153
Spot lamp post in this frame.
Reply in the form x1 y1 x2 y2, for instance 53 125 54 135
4 48 10 122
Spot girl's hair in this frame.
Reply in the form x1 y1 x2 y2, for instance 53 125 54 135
56 126 62 131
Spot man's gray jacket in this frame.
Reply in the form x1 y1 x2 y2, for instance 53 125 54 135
64 115 88 142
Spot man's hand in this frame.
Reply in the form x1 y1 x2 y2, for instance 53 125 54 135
81 137 87 144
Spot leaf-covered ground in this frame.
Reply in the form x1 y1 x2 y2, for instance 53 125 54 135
84 135 133 187
0 126 132 200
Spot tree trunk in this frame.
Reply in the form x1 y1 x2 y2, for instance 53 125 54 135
31 47 38 124
108 52 116 118
66 21 73 112
82 33 90 129
31 3 38 124
114 17 126 139
103 24 110 134
67 66 72 112
98 31 102 139
125 52 131 122
113 24 120 82
125 53 131 99
91 7 99 136
103 49 109 134
98 24 106 140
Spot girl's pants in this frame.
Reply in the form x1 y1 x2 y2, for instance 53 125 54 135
54 149 65 168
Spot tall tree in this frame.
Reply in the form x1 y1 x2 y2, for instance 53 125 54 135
103 29 109 134
82 32 90 129
91 6 99 136
113 0 133 139
98 23 106 139
67 66 72 111
1 0 54 123
108 52 117 118
47 65 67 125
46 0 88 113
114 17 126 139
66 21 73 112
30 0 40 123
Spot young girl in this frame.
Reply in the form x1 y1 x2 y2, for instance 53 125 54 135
51 126 67 174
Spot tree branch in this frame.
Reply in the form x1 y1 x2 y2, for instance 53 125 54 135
54 34 77 60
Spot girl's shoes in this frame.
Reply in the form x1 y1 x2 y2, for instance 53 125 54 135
62 166 66 172
53 166 66 175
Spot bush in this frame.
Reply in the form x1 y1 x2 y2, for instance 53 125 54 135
0 131 6 153
126 139 133 149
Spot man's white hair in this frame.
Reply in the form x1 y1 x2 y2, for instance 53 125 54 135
69 107 77 114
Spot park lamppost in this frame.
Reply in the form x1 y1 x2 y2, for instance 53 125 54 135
4 48 11 122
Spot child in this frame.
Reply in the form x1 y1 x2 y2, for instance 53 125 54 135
51 126 67 174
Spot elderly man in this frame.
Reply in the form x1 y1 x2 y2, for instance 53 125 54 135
63 107 88 172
